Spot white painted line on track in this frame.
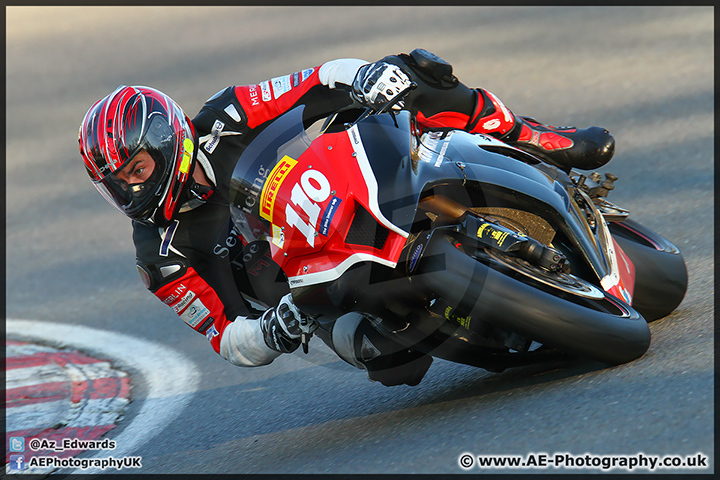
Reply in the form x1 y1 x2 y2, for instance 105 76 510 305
6 342 66 357
6 363 70 389
6 319 200 475
7 361 123 389
7 399 70 432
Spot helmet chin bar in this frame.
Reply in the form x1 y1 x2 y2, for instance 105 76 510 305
119 151 169 219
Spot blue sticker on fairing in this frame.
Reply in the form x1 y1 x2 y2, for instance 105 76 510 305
319 197 342 236
409 243 424 272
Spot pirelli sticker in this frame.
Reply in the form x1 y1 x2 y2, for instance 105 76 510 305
259 155 298 222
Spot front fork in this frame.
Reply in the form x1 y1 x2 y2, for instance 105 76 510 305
466 215 568 272
418 195 568 272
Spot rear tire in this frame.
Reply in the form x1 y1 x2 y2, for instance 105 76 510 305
609 219 688 322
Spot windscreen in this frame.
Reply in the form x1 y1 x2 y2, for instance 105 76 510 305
229 105 312 244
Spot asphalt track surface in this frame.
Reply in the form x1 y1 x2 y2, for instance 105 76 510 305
6 6 714 475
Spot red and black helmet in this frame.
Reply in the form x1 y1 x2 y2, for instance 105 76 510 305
78 86 196 227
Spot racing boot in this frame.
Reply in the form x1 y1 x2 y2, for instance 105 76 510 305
505 116 616 173
465 88 615 173
329 313 433 387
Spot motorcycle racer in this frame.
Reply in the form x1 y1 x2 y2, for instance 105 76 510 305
78 49 615 386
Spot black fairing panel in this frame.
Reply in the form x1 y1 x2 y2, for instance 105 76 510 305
358 115 610 278
359 113 569 231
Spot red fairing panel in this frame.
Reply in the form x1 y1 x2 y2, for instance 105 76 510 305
258 128 407 287
234 67 323 129
605 238 636 305
154 266 232 354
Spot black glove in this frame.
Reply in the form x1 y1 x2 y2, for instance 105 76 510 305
351 62 412 111
260 293 317 353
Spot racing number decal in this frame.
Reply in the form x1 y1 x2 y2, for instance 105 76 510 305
285 169 331 247
259 157 333 248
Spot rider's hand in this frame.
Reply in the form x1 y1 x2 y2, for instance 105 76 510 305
260 293 317 353
352 62 412 111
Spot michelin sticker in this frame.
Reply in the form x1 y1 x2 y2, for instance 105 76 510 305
271 224 285 249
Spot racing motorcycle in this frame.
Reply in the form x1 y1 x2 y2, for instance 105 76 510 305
229 90 688 373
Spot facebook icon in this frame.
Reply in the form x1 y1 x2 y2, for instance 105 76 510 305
9 454 26 470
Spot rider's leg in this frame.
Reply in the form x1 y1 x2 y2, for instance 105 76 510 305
465 89 616 173
380 51 615 173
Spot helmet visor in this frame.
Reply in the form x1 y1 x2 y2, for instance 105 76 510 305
94 115 178 220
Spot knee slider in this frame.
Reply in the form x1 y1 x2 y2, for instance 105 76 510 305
330 313 367 368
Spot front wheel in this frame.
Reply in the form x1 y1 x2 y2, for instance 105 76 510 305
413 233 651 366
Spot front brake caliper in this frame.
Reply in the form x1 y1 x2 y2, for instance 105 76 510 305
464 214 568 272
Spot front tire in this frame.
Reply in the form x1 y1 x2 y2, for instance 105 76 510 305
414 233 651 365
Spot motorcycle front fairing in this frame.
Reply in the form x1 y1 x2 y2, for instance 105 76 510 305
230 106 410 291
229 106 633 308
